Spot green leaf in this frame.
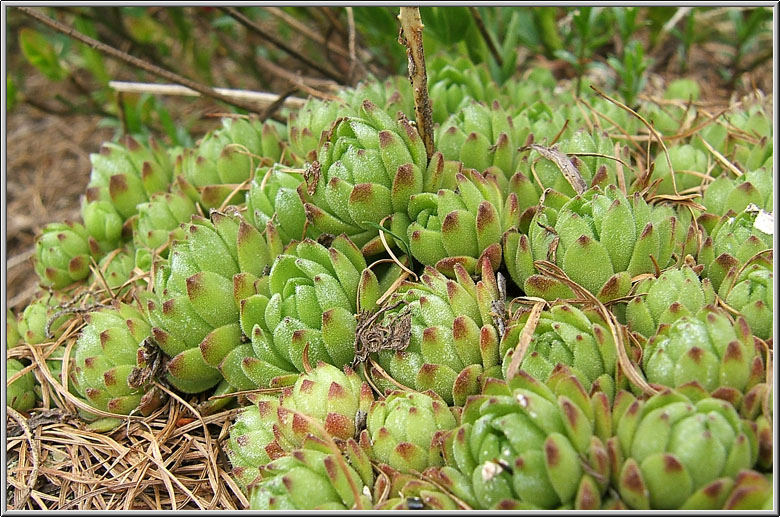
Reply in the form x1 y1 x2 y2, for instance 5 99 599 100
19 28 68 81
157 103 180 145
421 7 472 46
73 17 109 84
7 77 17 111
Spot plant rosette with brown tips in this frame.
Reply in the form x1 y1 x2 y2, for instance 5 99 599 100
504 184 679 303
364 260 507 406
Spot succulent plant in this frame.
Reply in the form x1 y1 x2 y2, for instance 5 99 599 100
81 199 125 254
427 56 499 124
229 363 373 491
282 362 374 439
699 103 773 174
83 135 173 221
299 100 442 255
504 185 678 302
716 470 774 510
610 388 758 509
71 301 165 415
624 265 716 337
436 370 613 509
240 235 401 387
500 67 558 107
525 129 620 198
639 101 690 136
7 308 21 348
642 306 764 407
15 291 70 345
699 209 773 292
338 75 414 119
245 164 319 245
34 220 96 289
246 435 374 510
368 261 505 405
406 168 517 275
134 189 198 252
7 359 37 412
717 254 773 340
175 117 284 210
227 397 287 491
649 144 708 196
703 169 773 216
147 210 283 393
364 389 456 473
436 100 522 181
287 98 342 165
500 303 619 399
93 246 139 296
372 468 460 510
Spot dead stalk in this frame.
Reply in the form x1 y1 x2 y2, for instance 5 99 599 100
398 7 434 162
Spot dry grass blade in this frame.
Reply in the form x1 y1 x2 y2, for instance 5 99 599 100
568 151 637 176
368 358 416 394
578 96 644 154
8 314 246 511
521 144 587 194
402 466 474 510
377 215 417 282
532 260 657 396
504 301 545 381
699 137 744 177
108 81 308 109
591 85 680 196
371 465 392 507
757 337 773 420
6 406 41 508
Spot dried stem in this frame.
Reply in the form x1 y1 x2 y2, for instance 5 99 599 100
398 7 434 162
16 7 264 114
468 7 504 67
252 52 344 103
108 81 307 109
346 7 358 85
264 7 351 59
219 7 345 83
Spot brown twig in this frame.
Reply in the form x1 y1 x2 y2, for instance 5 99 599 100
16 7 265 114
346 7 358 85
468 7 504 67
258 86 299 122
398 7 434 162
318 6 348 39
252 52 343 103
264 7 350 59
219 7 345 83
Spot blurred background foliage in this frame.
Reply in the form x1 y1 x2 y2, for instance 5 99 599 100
7 6 773 146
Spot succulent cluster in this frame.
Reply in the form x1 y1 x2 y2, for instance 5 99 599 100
15 47 774 512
